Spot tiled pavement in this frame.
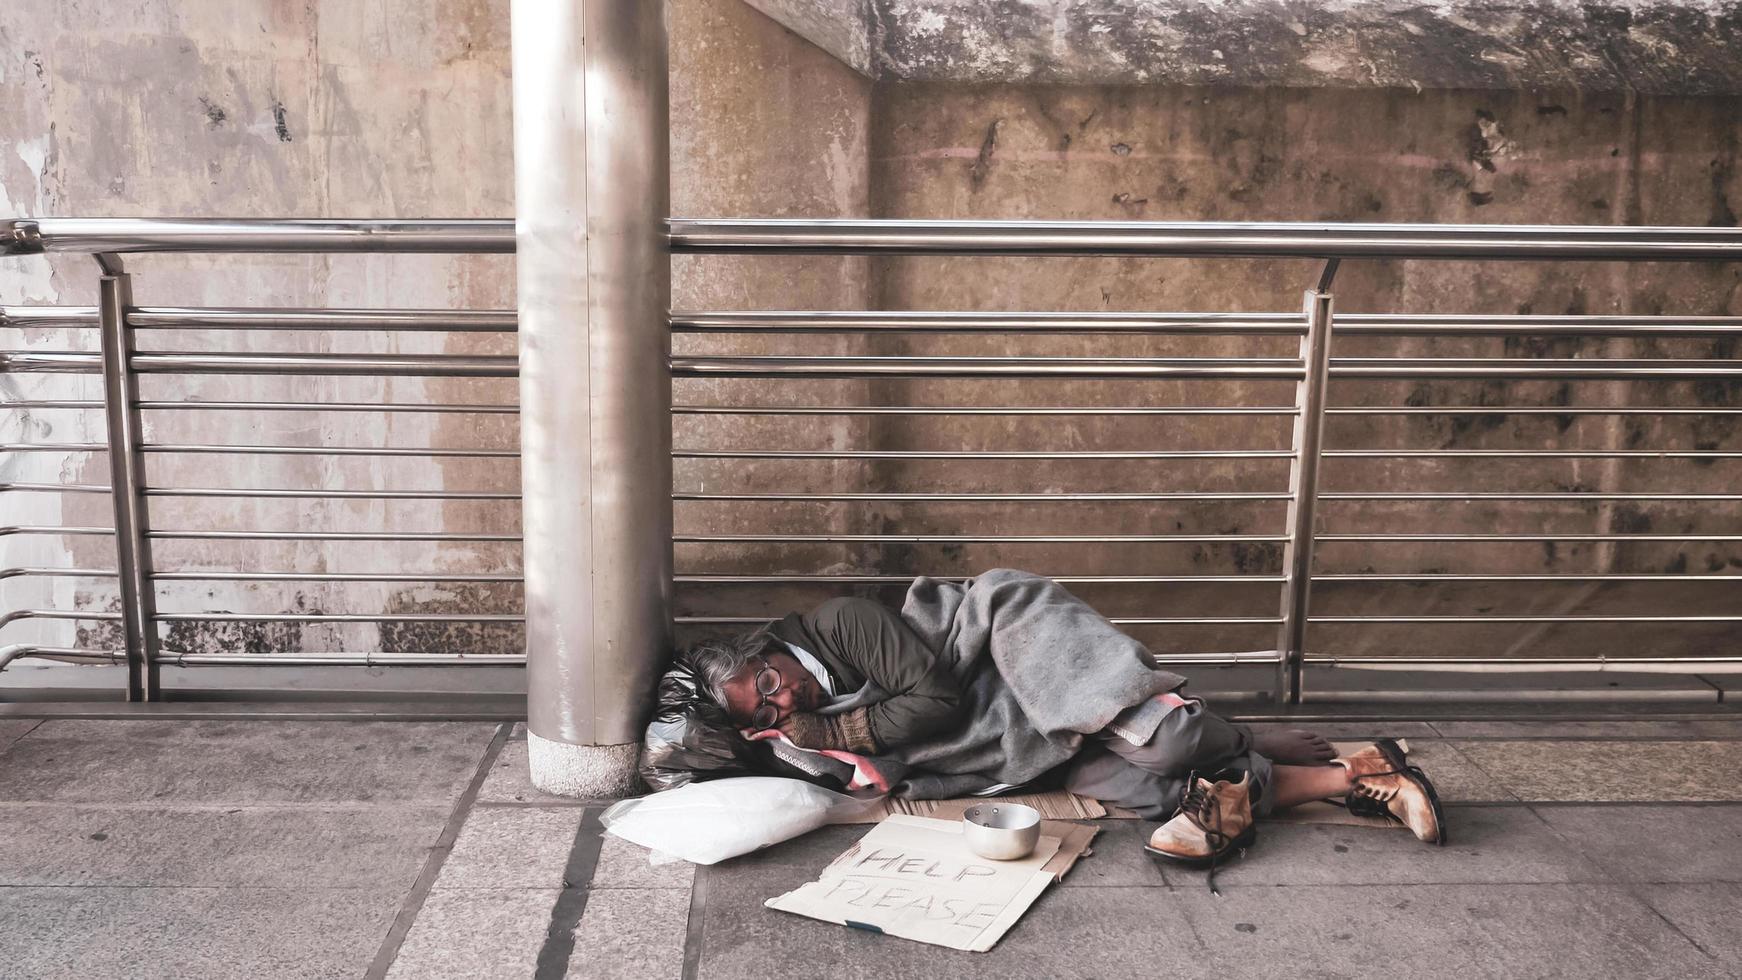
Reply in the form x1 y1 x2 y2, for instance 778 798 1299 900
3 716 1741 978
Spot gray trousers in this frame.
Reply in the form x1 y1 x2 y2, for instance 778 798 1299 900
1062 698 1275 820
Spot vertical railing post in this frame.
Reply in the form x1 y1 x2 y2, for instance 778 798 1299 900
512 0 671 795
95 254 160 701
1275 262 1337 704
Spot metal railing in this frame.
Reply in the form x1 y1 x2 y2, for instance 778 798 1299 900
4 216 1741 703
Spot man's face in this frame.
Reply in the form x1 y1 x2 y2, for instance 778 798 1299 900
718 649 825 730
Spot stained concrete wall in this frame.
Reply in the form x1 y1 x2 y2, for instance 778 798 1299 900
4 1 1737 673
0 0 872 666
866 83 1742 661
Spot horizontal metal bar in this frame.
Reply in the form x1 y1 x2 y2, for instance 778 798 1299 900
128 307 517 332
669 218 1742 260
0 350 100 372
152 612 524 623
4 306 518 332
1320 492 1742 501
0 482 109 493
673 405 1297 416
675 533 1288 543
1302 655 1742 674
0 567 118 581
4 443 104 452
673 574 1287 584
0 525 113 537
27 306 1729 338
672 355 1305 379
1330 358 1742 380
0 644 124 670
1318 532 1742 542
144 530 521 542
14 217 1742 260
150 571 521 583
141 444 517 457
1326 406 1742 416
6 218 515 254
133 352 516 377
1311 615 1742 623
1313 573 1742 582
1334 313 1742 337
138 400 519 414
1322 449 1742 459
670 311 1307 334
674 449 1293 460
154 652 528 666
0 399 103 410
677 616 1280 626
1 350 517 376
1 305 101 329
674 491 1290 502
672 311 1742 338
0 609 123 630
143 488 520 501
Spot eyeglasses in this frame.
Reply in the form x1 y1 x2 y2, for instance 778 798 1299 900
748 655 785 730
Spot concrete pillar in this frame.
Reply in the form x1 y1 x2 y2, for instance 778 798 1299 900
511 0 672 797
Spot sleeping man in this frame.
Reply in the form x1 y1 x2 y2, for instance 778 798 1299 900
685 569 1443 885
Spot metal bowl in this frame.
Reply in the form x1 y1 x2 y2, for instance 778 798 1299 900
962 802 1042 861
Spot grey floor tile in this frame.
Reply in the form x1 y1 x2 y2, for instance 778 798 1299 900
0 804 446 888
1403 739 1517 802
0 885 400 980
437 806 587 889
1247 720 1441 740
0 718 41 753
0 720 497 805
1631 883 1742 964
1056 819 1166 888
566 887 690 980
1534 804 1742 882
1454 740 1742 802
386 887 560 980
1206 805 1608 887
1174 883 1721 980
1431 720 1707 739
477 738 587 805
699 883 1190 980
594 834 697 889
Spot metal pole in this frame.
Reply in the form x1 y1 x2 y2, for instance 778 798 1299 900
512 0 670 796
95 256 161 701
1275 275 1335 704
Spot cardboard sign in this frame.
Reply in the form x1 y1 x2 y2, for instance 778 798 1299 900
764 814 1092 952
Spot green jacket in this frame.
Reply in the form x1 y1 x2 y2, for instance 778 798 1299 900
769 596 962 753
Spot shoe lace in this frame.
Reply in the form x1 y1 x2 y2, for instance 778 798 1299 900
1179 773 1233 896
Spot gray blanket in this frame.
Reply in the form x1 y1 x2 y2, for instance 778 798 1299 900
883 568 1187 798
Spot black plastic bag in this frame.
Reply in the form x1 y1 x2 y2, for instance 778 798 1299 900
639 652 852 792
639 653 764 792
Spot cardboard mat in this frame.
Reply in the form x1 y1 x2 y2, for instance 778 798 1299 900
845 740 1408 831
844 789 1107 823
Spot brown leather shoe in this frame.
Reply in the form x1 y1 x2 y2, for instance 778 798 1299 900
1335 738 1447 845
1143 769 1257 893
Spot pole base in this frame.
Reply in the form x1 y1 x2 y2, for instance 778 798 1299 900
527 732 643 799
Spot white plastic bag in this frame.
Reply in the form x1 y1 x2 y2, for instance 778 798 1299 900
600 777 883 866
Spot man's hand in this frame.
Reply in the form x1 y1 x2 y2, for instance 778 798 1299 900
777 708 878 754
776 712 844 750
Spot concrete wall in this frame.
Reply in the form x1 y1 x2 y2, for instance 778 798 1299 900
0 0 872 667
4 1 1737 672
867 83 1742 660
